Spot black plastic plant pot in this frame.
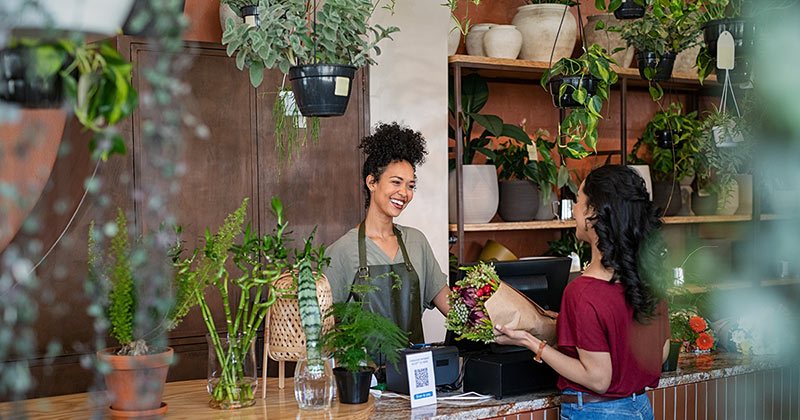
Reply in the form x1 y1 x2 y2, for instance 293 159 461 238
652 180 682 217
691 191 718 216
239 5 260 26
333 367 373 404
614 0 645 20
547 75 598 109
662 341 682 372
702 19 755 59
288 64 357 117
0 47 65 108
655 130 675 149
637 51 676 82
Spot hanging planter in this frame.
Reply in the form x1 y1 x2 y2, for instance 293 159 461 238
0 45 67 108
613 0 645 20
547 75 598 109
701 18 755 85
288 64 356 117
637 51 676 82
655 129 676 149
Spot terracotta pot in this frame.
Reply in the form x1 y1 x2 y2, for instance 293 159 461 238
483 25 522 59
512 4 577 63
97 347 173 413
448 165 499 224
498 180 539 222
465 23 494 56
652 180 682 217
583 14 634 68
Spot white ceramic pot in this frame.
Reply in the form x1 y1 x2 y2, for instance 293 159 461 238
733 174 753 215
674 44 701 74
627 165 653 201
465 24 494 56
10 0 134 35
583 14 634 68
448 26 461 56
219 2 244 32
483 25 523 59
448 165 499 224
512 4 577 63
716 178 740 216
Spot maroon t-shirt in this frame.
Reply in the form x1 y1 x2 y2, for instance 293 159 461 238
556 275 669 397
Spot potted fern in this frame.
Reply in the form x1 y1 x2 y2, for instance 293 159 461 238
88 209 191 418
322 299 408 404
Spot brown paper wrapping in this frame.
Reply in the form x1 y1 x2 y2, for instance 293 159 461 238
484 281 558 344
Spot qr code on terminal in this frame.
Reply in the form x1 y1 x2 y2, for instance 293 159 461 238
414 368 429 388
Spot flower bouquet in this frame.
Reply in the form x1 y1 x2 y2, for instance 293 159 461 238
670 310 715 353
445 262 557 344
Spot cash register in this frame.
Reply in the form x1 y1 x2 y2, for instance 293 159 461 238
446 257 572 399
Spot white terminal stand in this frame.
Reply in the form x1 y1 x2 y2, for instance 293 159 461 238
405 351 437 408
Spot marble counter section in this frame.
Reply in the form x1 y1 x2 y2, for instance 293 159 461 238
367 352 796 420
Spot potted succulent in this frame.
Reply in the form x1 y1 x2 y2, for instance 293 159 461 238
448 73 531 224
171 197 320 409
0 38 137 160
322 299 408 404
616 1 701 98
628 103 701 216
541 44 618 157
87 209 192 418
695 0 754 84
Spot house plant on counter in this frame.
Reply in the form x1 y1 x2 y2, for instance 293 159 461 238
87 209 191 418
628 103 701 216
322 299 408 404
448 73 532 224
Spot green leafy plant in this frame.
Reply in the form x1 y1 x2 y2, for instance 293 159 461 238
272 87 321 170
293 229 330 375
321 300 409 372
221 0 399 88
691 108 752 197
628 103 701 182
448 73 532 169
442 0 482 35
87 209 191 356
541 44 618 158
697 0 743 23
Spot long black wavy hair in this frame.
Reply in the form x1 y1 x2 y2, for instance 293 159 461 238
582 165 667 321
359 122 428 209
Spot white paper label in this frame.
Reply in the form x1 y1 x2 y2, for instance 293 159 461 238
279 90 306 128
406 351 436 408
716 31 735 70
244 15 257 28
334 76 350 97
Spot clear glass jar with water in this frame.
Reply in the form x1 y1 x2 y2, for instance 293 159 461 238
294 357 335 410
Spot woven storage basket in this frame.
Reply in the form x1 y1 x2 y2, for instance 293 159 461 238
262 270 334 392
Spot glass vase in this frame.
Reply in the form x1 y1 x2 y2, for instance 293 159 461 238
293 357 335 410
206 333 258 409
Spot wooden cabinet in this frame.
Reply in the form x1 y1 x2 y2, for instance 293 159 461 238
7 36 368 398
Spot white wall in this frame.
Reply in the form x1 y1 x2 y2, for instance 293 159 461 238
370 1 450 343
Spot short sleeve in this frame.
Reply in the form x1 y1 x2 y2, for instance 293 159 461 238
323 232 357 303
559 283 609 352
420 236 447 310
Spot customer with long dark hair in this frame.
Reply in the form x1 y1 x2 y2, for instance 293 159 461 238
495 165 669 419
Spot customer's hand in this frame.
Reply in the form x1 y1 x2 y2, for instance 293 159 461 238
494 324 536 350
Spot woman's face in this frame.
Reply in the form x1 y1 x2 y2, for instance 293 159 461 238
573 180 594 243
367 160 416 218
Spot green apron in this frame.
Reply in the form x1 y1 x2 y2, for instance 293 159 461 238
348 222 425 344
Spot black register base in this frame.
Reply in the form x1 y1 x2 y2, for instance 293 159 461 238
463 349 558 399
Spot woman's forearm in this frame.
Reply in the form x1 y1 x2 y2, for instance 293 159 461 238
523 336 612 394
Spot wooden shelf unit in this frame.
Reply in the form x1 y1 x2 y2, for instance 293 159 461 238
448 215 753 232
684 278 800 294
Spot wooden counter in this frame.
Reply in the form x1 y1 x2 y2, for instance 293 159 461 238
2 353 798 420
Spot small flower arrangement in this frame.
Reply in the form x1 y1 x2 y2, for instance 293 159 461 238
445 262 500 343
670 311 715 353
730 306 789 356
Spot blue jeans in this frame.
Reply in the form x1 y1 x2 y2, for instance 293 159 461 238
560 389 654 420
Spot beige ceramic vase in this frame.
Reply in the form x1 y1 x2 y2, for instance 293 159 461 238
512 4 577 63
583 14 634 68
483 25 523 59
466 23 495 56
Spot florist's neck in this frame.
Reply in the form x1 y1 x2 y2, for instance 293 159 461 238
364 204 395 239
583 240 614 281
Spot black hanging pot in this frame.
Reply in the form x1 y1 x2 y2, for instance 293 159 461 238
702 19 756 85
547 75 598 109
661 341 682 372
614 0 645 20
333 367 373 404
0 46 66 108
637 51 676 82
655 130 675 149
288 64 356 117
652 180 682 217
691 190 718 216
239 5 260 27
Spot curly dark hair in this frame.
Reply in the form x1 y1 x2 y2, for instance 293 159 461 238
583 165 668 322
359 122 428 208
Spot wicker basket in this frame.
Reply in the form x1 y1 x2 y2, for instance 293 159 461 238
262 270 334 392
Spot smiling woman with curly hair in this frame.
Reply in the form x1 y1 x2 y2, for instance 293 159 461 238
495 165 670 420
323 122 450 345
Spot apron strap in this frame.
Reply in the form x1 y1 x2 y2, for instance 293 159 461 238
357 222 369 280
392 225 414 273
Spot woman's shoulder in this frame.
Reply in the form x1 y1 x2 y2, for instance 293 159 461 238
395 224 429 243
327 227 359 255
564 275 623 301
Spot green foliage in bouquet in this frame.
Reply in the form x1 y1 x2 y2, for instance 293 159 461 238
445 262 500 344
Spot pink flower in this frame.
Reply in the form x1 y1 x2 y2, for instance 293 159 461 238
468 309 488 326
460 287 478 307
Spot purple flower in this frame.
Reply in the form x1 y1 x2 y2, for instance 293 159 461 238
460 287 478 308
468 309 487 326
